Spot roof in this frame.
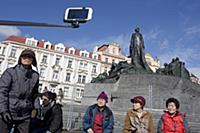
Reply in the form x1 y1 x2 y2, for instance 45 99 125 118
4 35 101 61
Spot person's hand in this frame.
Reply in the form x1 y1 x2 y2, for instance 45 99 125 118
46 131 51 133
1 112 13 124
87 128 94 133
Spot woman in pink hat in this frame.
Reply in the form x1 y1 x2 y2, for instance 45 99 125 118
123 96 154 133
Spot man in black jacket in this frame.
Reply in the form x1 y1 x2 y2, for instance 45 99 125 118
31 91 63 133
0 49 39 133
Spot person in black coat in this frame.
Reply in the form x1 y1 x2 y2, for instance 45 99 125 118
31 91 63 133
0 49 39 133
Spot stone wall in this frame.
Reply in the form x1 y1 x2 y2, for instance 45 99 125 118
81 74 200 133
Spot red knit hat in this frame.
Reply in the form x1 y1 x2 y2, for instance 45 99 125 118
131 96 146 107
97 91 108 102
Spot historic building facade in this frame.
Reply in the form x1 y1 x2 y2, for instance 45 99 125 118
94 42 161 73
94 43 128 73
0 36 101 103
0 36 163 103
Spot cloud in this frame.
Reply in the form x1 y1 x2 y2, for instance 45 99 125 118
189 67 200 79
145 29 160 41
159 46 199 65
159 39 169 50
158 26 200 78
184 25 200 36
64 33 131 55
0 26 21 37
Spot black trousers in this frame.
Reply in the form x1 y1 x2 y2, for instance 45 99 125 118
0 118 30 133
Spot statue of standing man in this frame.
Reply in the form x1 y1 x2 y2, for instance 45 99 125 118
130 27 151 71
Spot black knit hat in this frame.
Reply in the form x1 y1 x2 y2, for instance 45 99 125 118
18 49 37 67
166 97 180 109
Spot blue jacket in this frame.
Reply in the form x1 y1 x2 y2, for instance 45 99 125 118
82 104 114 133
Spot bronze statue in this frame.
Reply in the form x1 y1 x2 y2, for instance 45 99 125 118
156 57 190 79
130 27 150 70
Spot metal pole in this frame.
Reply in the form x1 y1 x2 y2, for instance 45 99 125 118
67 68 77 130
149 85 152 109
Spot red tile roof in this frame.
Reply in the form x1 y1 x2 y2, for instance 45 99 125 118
4 35 101 61
37 41 44 48
5 35 26 44
75 49 80 56
97 44 108 51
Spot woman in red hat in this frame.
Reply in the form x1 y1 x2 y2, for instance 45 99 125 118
123 96 154 133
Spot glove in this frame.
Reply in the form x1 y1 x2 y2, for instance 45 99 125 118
1 112 13 124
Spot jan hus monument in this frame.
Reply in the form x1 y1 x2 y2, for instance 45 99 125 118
81 27 200 132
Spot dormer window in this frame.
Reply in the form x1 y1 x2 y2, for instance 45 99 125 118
81 53 88 57
80 50 89 58
44 41 51 50
55 43 65 52
26 38 37 47
69 48 75 54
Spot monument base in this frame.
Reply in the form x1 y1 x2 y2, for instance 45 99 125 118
82 74 200 132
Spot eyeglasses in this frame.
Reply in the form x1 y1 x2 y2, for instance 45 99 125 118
21 55 33 59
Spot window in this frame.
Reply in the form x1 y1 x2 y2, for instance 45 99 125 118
112 59 115 63
104 67 107 73
92 65 97 73
77 75 86 84
93 55 97 59
70 50 74 54
1 47 6 55
39 84 43 92
64 86 70 97
81 53 88 57
105 58 108 63
67 60 73 68
40 68 45 77
42 55 47 63
55 57 60 65
79 61 87 68
75 88 84 98
9 48 17 58
45 45 49 49
27 40 36 46
0 60 2 67
65 72 71 81
112 48 116 54
52 70 59 80
82 75 86 83
7 63 13 68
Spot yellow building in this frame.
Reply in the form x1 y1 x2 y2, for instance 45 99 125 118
94 42 128 73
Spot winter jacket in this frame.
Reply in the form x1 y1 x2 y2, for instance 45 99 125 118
82 104 114 133
31 102 63 133
123 109 155 133
157 111 191 133
0 65 39 120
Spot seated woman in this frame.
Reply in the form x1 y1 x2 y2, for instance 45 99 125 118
30 91 63 133
123 96 154 133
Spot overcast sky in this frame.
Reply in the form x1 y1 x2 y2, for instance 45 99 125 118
0 0 200 77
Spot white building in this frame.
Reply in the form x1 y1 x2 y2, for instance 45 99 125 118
0 36 102 103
